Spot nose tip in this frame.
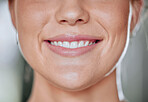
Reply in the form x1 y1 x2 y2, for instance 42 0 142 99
55 4 89 26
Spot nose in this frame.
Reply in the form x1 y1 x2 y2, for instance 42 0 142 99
55 1 89 26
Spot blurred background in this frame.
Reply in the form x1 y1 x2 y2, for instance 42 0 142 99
121 0 148 102
0 0 25 102
0 0 148 102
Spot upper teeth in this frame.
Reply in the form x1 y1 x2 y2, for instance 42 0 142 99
50 41 95 49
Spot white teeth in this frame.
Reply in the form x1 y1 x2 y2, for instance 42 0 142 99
54 41 58 46
58 41 63 46
70 41 78 49
50 40 95 48
78 41 85 47
84 41 89 46
63 41 70 48
92 42 95 45
51 42 54 45
89 42 93 46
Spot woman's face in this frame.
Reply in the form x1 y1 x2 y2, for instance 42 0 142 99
10 0 138 91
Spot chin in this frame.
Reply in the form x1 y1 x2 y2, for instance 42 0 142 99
54 81 93 92
48 71 99 92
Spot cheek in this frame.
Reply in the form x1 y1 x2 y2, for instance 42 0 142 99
16 3 55 68
89 4 129 76
17 7 48 34
91 6 129 34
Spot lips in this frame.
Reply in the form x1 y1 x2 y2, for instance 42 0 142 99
44 34 103 57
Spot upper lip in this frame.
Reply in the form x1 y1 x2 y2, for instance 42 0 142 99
45 34 104 42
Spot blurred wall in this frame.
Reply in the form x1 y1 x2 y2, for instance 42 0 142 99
0 0 25 102
121 0 148 102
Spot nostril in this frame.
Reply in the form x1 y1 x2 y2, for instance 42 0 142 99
61 20 67 22
78 19 83 21
77 19 83 22
59 18 86 25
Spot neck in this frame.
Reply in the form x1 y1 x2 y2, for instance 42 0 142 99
28 70 119 102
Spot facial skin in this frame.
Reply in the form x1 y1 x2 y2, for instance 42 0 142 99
9 0 141 92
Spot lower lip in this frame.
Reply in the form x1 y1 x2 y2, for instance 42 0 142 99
44 41 102 57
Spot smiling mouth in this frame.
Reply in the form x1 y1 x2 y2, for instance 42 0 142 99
44 34 103 57
47 40 101 49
